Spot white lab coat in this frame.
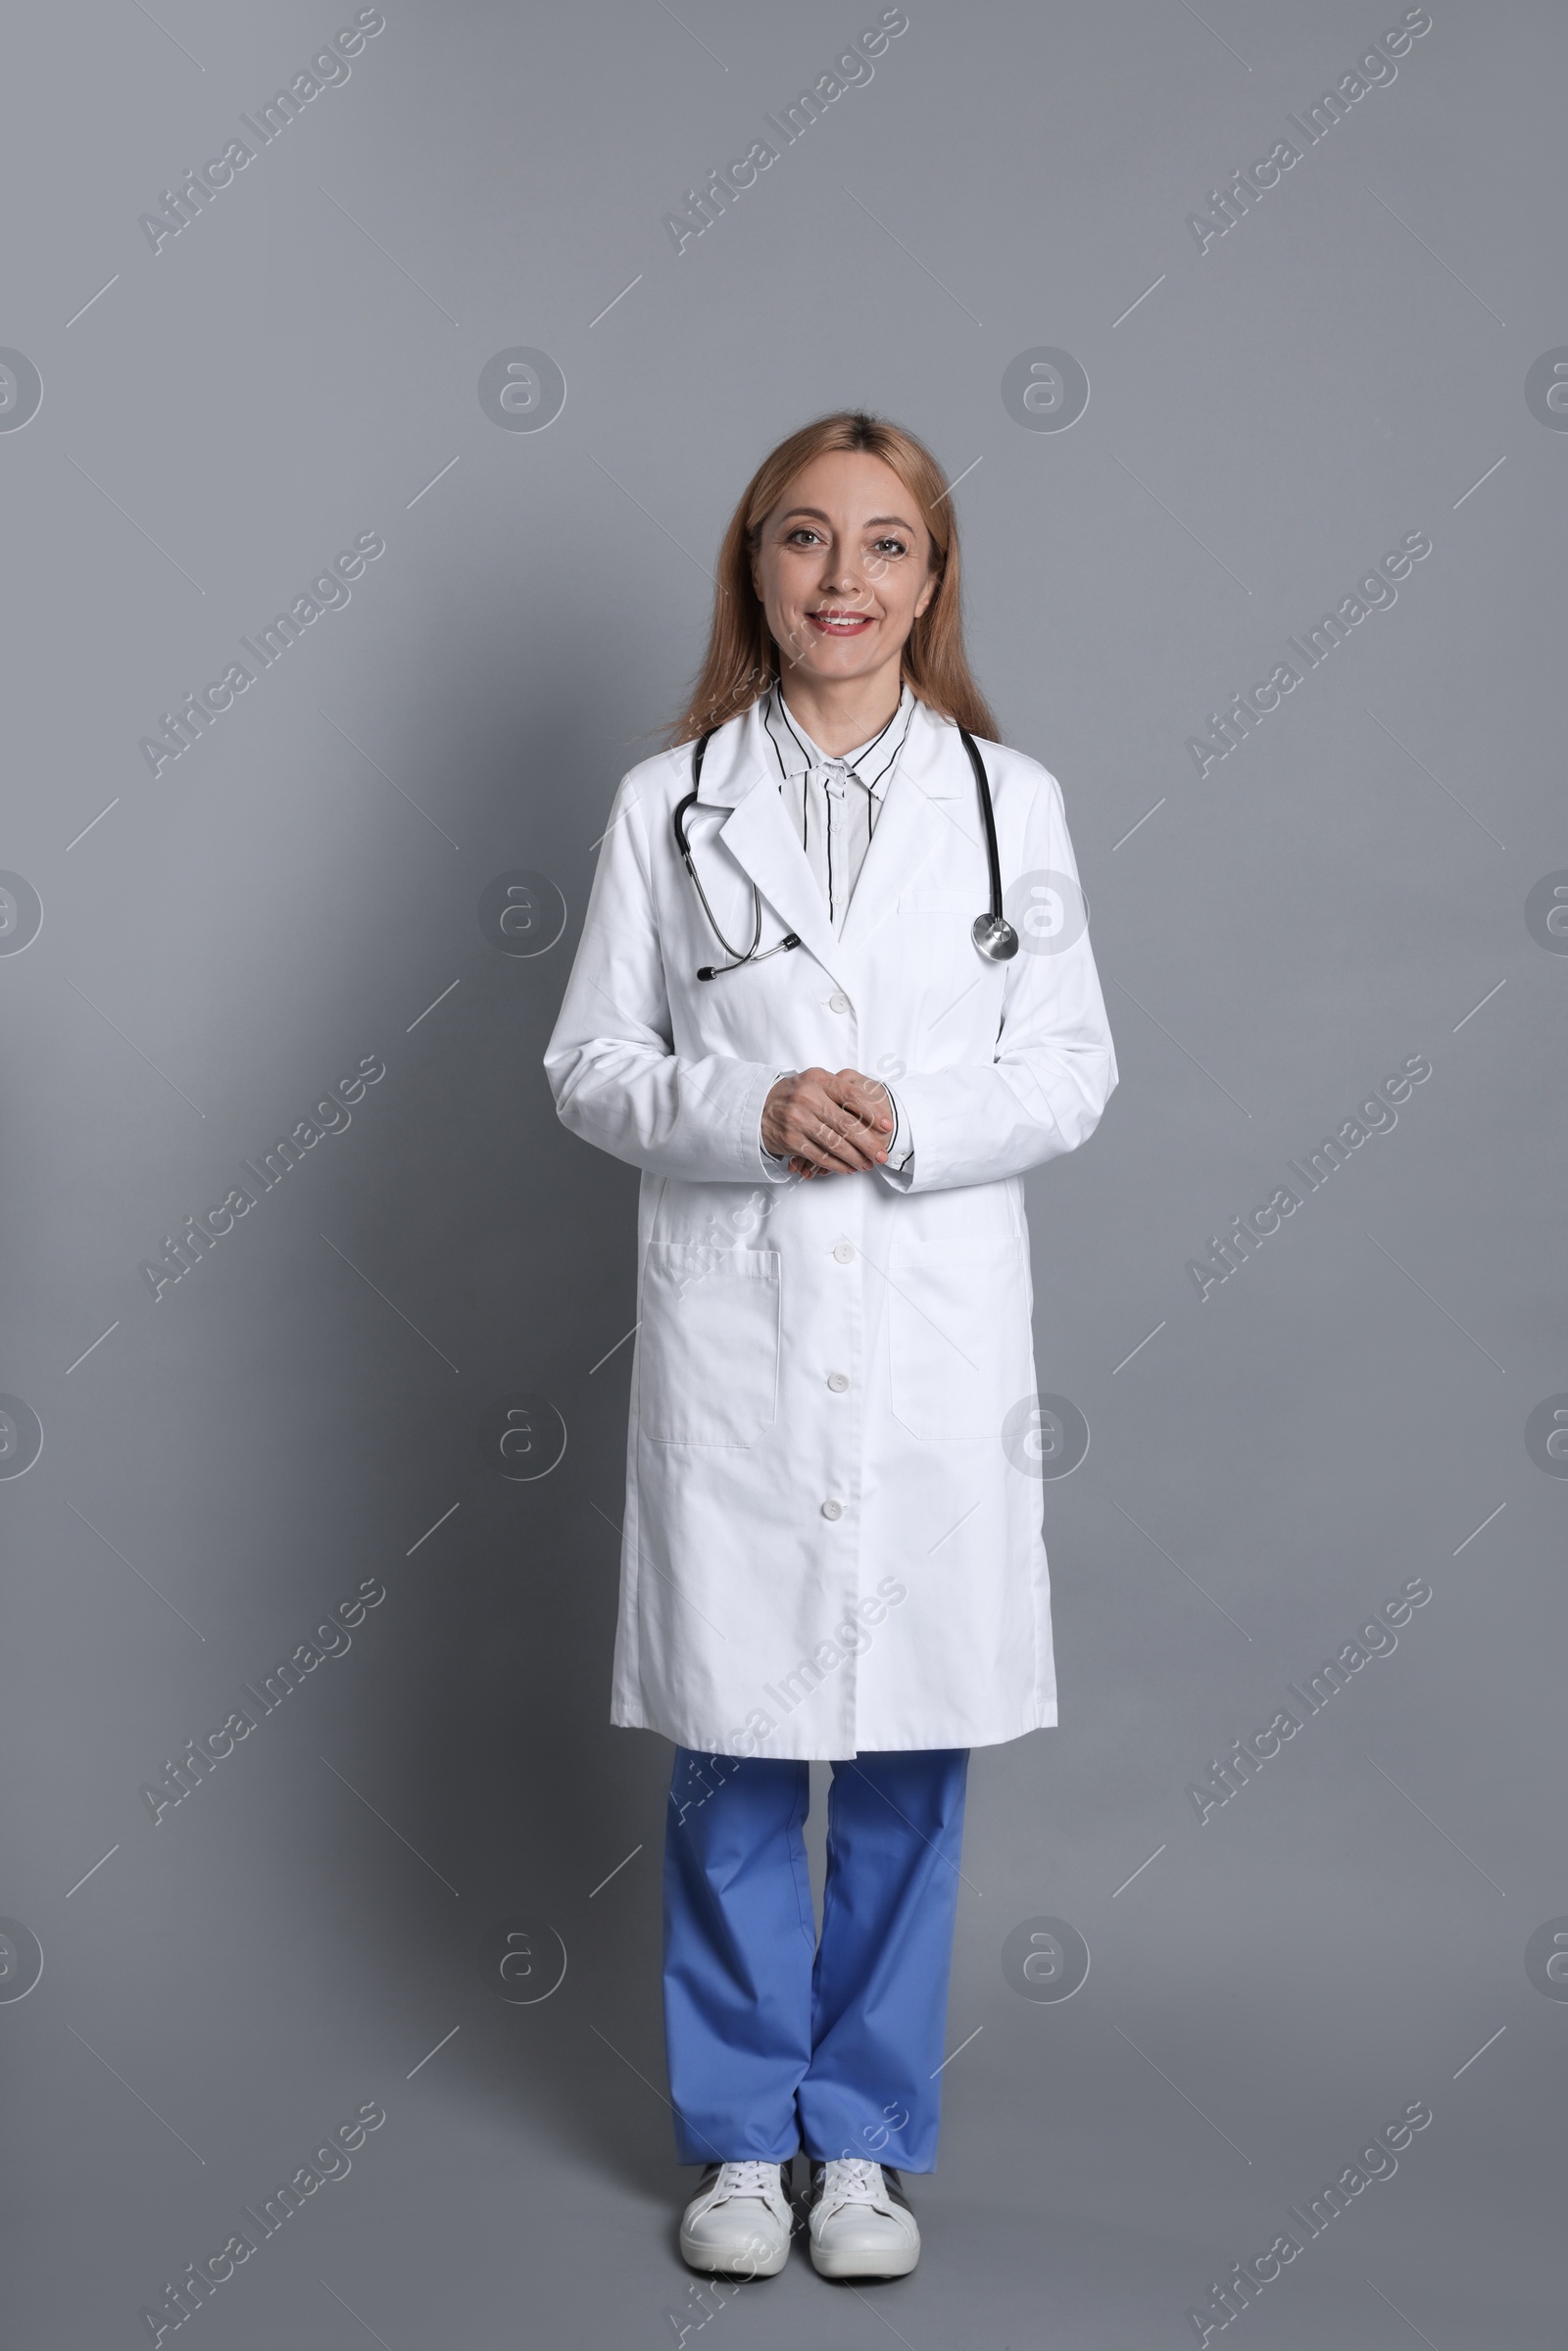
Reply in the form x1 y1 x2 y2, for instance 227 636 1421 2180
544 695 1117 1760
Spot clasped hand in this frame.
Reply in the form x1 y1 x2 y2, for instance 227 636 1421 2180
760 1066 894 1178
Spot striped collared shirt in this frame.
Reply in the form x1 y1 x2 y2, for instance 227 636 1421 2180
761 681 916 933
758 681 917 1180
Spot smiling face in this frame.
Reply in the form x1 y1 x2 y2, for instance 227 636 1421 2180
750 449 938 693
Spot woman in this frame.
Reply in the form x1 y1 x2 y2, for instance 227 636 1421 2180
544 412 1117 2281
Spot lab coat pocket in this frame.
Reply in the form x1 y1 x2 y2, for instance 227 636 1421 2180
638 1244 781 1447
887 1234 1029 1443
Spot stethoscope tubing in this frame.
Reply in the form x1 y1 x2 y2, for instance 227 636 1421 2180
960 726 1004 926
672 712 1015 979
674 729 793 980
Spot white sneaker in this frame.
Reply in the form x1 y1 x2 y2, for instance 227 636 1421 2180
805 2159 921 2278
679 2160 795 2277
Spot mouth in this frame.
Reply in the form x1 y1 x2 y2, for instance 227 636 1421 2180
808 609 874 636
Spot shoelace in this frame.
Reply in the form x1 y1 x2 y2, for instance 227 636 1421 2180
817 2159 890 2210
713 2160 782 2203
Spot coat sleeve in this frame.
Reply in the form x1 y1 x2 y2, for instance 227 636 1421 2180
543 770 785 1184
891 769 1118 1192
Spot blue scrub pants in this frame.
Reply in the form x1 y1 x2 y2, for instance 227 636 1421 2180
662 1745 970 2173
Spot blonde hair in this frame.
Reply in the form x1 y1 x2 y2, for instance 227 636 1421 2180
666 410 1000 746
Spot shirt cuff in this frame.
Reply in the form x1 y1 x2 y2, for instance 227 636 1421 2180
881 1083 914 1179
760 1069 798 1181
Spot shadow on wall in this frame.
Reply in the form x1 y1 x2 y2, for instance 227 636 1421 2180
305 643 686 2193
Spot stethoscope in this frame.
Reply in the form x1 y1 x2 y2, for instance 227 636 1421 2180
672 722 1018 981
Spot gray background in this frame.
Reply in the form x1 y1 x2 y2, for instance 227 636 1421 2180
1 1 1562 2343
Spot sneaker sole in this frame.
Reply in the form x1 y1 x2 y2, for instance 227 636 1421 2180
679 2229 791 2278
808 2238 920 2280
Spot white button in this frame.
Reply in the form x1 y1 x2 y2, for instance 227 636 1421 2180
828 991 851 1013
821 1498 844 1520
827 1371 850 1393
833 1242 856 1264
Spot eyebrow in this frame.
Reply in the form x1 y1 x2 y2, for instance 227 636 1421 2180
776 505 918 532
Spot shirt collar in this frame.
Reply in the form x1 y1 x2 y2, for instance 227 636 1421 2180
761 680 915 795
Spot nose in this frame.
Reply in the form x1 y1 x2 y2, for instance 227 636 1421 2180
817 550 870 605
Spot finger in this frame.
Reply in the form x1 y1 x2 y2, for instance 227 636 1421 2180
801 1123 871 1173
847 1082 893 1132
761 1069 832 1160
791 1108 876 1173
806 1093 885 1164
766 1091 853 1161
811 1081 888 1151
813 1103 885 1163
786 1088 881 1168
825 1071 893 1132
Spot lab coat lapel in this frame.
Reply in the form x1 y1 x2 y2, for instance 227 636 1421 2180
835 703 972 955
712 775 848 987
693 701 852 985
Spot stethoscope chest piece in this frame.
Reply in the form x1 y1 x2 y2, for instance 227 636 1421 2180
972 911 1019 962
